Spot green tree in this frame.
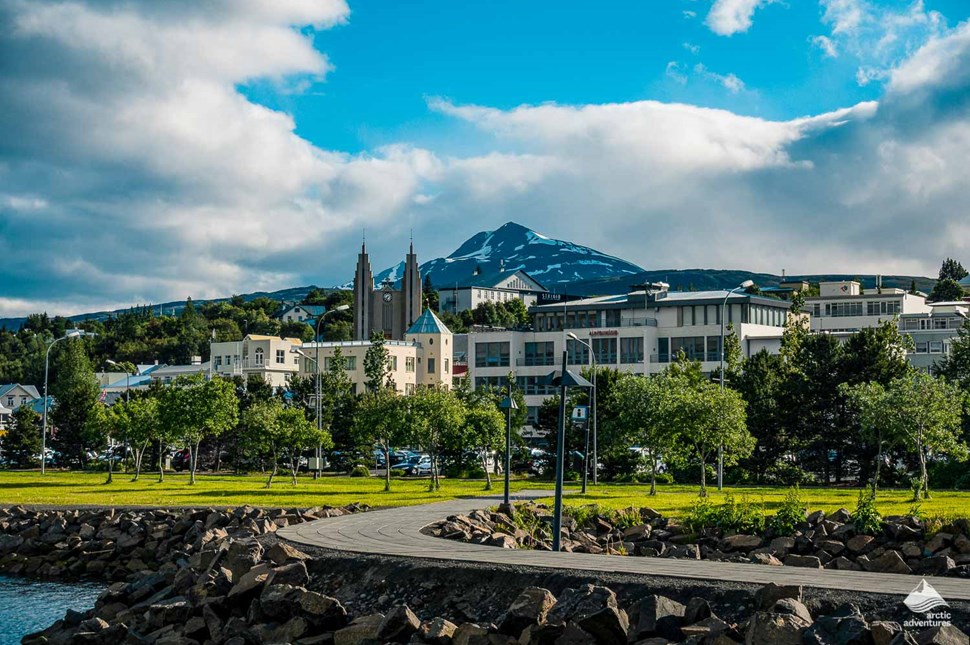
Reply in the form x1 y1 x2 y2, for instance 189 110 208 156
841 381 891 496
240 398 283 486
50 338 101 467
669 376 752 496
611 373 676 495
423 275 440 312
4 406 41 468
405 387 465 491
881 370 968 499
363 331 392 392
462 398 505 490
929 278 966 303
938 258 968 282
734 350 790 483
123 395 161 481
319 347 357 450
278 406 330 486
354 389 405 491
159 374 238 484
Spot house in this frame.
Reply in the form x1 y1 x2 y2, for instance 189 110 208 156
805 281 930 334
295 309 453 395
438 269 548 315
149 358 211 386
0 384 40 411
209 335 302 388
900 301 969 373
465 283 792 432
276 303 328 324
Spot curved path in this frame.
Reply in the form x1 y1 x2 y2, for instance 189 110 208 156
278 490 970 601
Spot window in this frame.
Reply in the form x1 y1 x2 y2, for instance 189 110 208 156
825 302 864 317
475 342 510 367
670 336 705 361
5 396 12 407
605 310 621 327
390 356 398 371
214 356 223 368
276 349 285 364
620 337 644 364
405 383 415 395
406 356 416 372
592 338 616 364
254 348 264 366
324 356 357 370
706 336 722 362
428 358 436 373
566 339 590 365
476 375 510 390
867 300 902 316
930 341 943 354
516 375 556 396
658 338 670 363
914 341 928 353
524 341 555 366
934 318 948 330
444 358 450 373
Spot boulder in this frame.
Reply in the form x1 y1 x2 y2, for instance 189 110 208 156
576 606 629 645
752 553 783 566
825 556 863 571
771 598 813 625
299 591 349 630
334 613 384 645
376 604 421 643
451 622 491 645
684 597 714 625
846 535 876 555
915 624 969 645
915 555 954 577
827 509 851 523
754 584 802 611
267 560 310 587
720 534 762 552
745 611 812 645
227 562 271 599
865 551 911 575
784 554 823 568
681 616 730 639
770 536 796 556
498 586 556 636
923 533 952 554
266 542 310 565
225 539 263 580
802 604 870 645
419 617 459 644
629 594 685 641
871 621 902 645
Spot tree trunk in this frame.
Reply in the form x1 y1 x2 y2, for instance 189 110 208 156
649 457 657 496
158 440 165 483
482 451 492 491
290 456 298 486
428 453 436 492
266 448 277 488
872 433 882 498
384 445 391 492
214 439 222 472
189 441 199 485
132 446 143 482
104 457 113 484
919 440 931 500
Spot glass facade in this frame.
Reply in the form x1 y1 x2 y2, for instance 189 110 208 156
475 342 510 367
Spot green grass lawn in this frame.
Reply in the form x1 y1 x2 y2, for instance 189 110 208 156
0 471 967 520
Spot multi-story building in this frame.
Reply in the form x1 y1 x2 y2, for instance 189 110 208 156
209 334 302 388
276 303 327 324
295 309 454 395
806 281 930 334
900 301 969 372
465 283 792 430
438 269 548 315
352 241 422 341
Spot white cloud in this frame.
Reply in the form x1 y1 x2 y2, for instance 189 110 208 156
812 34 839 57
706 0 774 36
683 42 701 54
694 63 746 93
666 61 688 84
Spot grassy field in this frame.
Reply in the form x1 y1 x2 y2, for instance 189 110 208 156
0 472 967 519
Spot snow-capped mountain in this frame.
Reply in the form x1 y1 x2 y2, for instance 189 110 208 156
372 222 644 289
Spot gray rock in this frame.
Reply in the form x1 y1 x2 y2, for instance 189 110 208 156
299 590 349 630
267 560 310 587
871 621 902 645
418 617 458 644
745 611 811 645
785 554 823 568
802 604 871 645
915 624 969 645
225 538 263 580
846 535 876 555
377 604 421 643
577 605 629 645
684 597 714 625
334 613 384 645
754 583 802 611
720 534 763 552
451 622 490 645
771 598 812 625
915 554 954 576
865 550 911 574
267 541 310 565
499 586 556 636
629 594 685 641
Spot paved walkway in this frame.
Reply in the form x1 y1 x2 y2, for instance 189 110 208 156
278 490 970 601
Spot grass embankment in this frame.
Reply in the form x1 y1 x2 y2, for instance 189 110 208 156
0 472 967 519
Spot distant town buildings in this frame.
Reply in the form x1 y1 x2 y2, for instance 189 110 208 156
438 268 548 315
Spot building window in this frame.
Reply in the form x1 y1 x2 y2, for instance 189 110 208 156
524 341 555 366
825 302 864 317
428 358 436 373
476 375 510 390
605 310 621 327
390 356 398 371
620 337 644 364
324 356 357 370
5 396 12 407
254 348 264 366
566 339 590 365
475 342 510 367
592 337 616 364
930 341 943 353
406 383 416 395
276 349 285 364
914 341 928 353
515 376 555 396
215 356 223 368
658 338 670 363
444 358 450 373
406 356 416 372
670 337 705 362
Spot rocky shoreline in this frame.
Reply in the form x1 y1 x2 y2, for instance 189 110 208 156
422 502 970 578
1 504 968 644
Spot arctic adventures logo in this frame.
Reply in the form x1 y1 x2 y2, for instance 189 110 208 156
903 579 951 628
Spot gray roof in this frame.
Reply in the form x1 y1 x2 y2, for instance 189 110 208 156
0 384 40 399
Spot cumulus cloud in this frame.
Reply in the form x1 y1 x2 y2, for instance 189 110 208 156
694 63 746 93
706 0 774 36
811 34 839 57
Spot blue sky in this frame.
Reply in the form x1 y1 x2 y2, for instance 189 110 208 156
2 0 970 316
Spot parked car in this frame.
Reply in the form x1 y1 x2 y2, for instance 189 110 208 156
403 454 432 476
171 448 191 472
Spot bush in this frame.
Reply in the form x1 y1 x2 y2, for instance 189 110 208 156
349 465 370 478
955 472 970 490
682 495 765 534
563 470 581 482
851 489 882 536
770 486 806 535
389 468 405 477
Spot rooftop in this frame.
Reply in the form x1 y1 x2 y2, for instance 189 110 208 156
407 308 452 335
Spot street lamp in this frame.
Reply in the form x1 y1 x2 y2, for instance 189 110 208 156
42 329 97 475
498 373 518 507
544 348 593 552
309 304 350 479
105 359 132 473
567 332 597 492
717 279 754 490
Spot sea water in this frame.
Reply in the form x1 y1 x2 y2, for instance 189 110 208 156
0 574 104 644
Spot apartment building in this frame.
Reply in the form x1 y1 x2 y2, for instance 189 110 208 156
806 281 930 333
465 283 792 430
439 269 548 315
900 301 969 372
209 334 302 388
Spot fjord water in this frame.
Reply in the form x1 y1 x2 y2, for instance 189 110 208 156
0 575 104 643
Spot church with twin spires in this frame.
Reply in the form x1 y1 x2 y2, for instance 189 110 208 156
352 240 423 341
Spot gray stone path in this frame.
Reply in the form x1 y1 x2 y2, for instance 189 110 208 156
277 490 970 601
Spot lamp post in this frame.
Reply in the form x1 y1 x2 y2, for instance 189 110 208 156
310 305 350 479
42 329 97 475
545 349 593 552
105 359 132 473
717 279 754 490
567 333 596 493
498 373 518 507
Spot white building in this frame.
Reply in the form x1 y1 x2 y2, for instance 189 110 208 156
806 281 930 334
209 334 303 388
439 269 548 315
466 283 792 431
900 301 969 372
276 303 327 324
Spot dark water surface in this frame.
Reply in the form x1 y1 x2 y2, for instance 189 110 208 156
0 574 104 644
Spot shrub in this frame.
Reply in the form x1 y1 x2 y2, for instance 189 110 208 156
565 504 599 528
909 476 924 502
349 465 370 478
955 472 970 490
682 495 765 534
771 486 806 536
563 470 581 482
851 489 882 536
682 496 715 534
610 506 645 530
389 468 405 477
